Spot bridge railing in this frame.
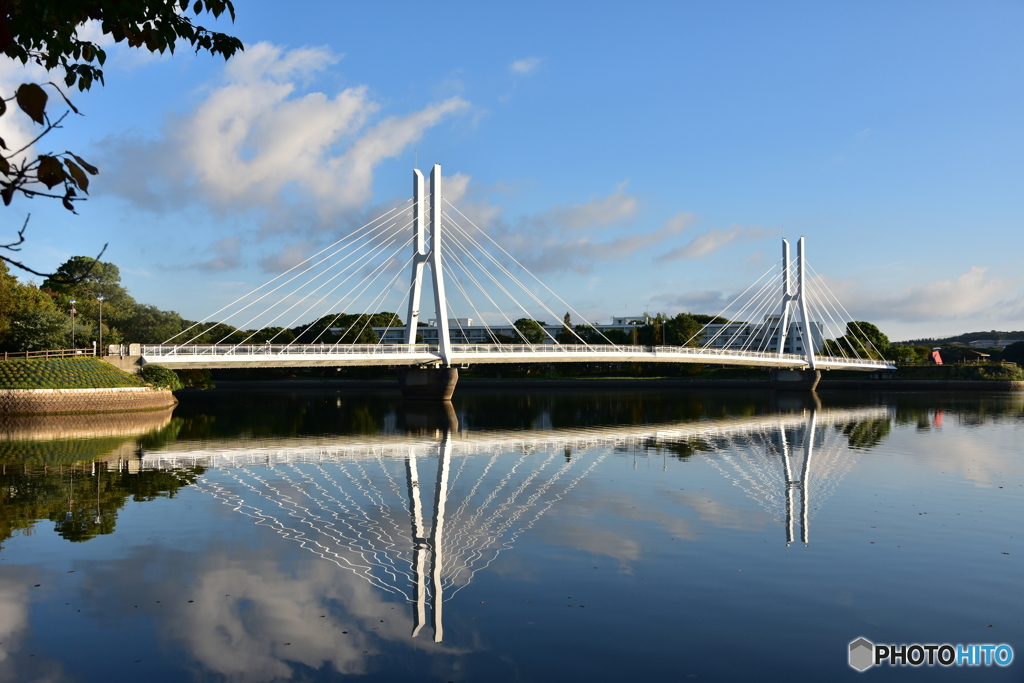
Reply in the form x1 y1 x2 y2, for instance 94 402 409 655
139 342 894 368
141 344 433 356
2 347 96 361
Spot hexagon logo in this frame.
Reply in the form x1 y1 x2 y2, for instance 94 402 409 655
849 637 874 672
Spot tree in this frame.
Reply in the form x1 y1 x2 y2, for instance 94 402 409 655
118 304 185 344
666 313 703 347
0 258 65 349
824 321 890 359
292 312 401 345
556 312 576 343
513 318 547 344
1004 341 1024 365
1 0 242 272
42 256 135 321
7 308 68 350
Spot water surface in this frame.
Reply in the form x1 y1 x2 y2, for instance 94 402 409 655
1 388 1021 681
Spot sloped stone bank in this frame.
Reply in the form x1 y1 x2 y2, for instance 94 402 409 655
0 387 176 415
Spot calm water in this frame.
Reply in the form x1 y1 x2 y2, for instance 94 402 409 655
1 387 1021 682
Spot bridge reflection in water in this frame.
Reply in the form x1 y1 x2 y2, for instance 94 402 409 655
143 405 888 641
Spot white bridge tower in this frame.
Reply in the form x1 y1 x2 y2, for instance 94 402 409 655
405 164 452 367
775 236 817 372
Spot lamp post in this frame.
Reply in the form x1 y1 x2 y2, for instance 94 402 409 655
69 299 77 349
96 295 105 355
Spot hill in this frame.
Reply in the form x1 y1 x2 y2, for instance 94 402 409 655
897 331 1024 346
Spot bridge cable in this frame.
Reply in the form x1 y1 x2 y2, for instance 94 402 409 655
305 244 417 346
163 202 409 344
802 280 856 359
440 228 543 344
725 279 785 352
273 229 414 347
224 221 414 345
442 215 582 345
441 222 555 344
683 259 782 347
172 207 412 347
340 252 419 346
440 253 501 344
693 261 783 349
443 214 590 345
443 200 616 345
442 216 564 345
806 262 887 360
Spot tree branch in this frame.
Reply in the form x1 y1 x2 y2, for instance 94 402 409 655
0 213 107 281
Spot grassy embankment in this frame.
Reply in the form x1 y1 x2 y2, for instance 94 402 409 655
0 357 144 389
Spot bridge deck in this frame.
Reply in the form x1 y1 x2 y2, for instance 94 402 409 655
139 343 895 372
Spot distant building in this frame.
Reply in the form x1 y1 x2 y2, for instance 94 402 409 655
968 339 1024 349
373 314 825 353
698 316 824 354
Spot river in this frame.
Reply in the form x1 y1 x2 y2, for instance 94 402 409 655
0 386 1021 681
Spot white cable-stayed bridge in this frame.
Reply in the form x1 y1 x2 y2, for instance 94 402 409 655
129 165 894 396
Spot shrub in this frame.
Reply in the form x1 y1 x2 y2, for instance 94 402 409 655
175 368 215 390
139 364 183 391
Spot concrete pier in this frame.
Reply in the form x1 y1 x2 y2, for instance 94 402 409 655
770 369 821 391
397 367 459 401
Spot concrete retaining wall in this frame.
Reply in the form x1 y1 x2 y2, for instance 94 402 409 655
0 406 175 440
0 387 177 415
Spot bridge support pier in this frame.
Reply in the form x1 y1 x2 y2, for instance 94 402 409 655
770 369 821 391
397 367 459 401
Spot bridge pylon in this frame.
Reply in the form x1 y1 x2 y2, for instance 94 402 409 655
399 164 459 399
770 236 820 388
405 164 452 366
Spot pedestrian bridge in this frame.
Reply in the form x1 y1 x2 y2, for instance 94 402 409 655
138 342 894 372
142 163 896 387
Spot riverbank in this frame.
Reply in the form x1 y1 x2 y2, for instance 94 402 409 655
0 358 177 414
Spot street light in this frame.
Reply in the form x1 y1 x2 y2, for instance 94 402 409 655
96 295 105 355
69 299 77 349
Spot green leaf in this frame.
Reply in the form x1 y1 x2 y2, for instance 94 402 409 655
15 83 48 125
63 159 89 193
37 155 66 189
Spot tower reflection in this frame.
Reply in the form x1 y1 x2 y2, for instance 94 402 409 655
144 404 891 640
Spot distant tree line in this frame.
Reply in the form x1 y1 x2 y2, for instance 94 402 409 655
0 255 407 353
11 254 959 369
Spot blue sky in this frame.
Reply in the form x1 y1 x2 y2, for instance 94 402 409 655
2 1 1022 340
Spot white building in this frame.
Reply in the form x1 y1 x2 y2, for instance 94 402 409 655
699 316 824 354
372 313 824 353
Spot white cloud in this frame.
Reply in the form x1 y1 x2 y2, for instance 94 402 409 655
658 224 776 261
654 289 729 312
544 182 639 229
100 42 470 232
0 57 55 166
825 266 1024 324
485 189 688 274
510 57 543 75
